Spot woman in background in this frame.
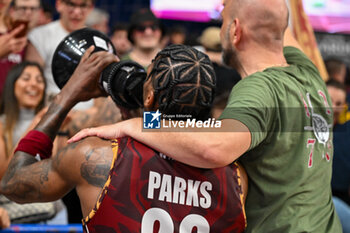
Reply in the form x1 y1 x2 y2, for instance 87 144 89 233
0 61 46 178
0 61 67 226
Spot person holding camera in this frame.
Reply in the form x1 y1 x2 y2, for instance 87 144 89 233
0 0 28 98
0 44 247 233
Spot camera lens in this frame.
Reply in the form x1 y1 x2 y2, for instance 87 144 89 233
100 61 146 109
52 28 146 109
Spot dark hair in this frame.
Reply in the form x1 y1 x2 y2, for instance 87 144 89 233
326 78 346 93
60 0 96 6
41 1 55 15
325 58 346 77
12 0 41 7
111 22 129 34
0 61 46 157
127 8 165 44
170 26 186 36
149 44 216 120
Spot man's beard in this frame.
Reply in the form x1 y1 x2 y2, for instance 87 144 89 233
222 44 241 71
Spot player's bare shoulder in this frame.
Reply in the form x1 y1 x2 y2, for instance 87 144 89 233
53 137 113 188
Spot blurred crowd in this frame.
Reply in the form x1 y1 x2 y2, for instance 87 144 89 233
0 0 349 231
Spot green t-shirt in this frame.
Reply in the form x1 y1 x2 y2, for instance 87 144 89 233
121 53 149 71
220 47 342 233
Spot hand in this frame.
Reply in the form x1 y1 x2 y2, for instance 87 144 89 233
0 208 10 229
0 25 27 58
60 46 119 105
68 120 130 143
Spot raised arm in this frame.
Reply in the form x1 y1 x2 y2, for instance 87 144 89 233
1 142 80 203
0 46 117 204
283 27 303 52
1 136 112 218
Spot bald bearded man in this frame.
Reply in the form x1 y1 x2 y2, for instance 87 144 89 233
70 0 343 232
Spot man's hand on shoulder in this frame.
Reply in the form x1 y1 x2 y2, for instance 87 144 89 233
68 118 137 143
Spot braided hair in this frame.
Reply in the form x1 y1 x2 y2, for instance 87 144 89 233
148 44 216 120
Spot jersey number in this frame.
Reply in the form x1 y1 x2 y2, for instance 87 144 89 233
141 208 210 233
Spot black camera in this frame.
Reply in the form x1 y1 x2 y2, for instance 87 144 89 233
52 28 146 109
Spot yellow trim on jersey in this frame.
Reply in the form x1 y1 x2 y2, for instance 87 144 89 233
82 139 119 226
234 162 247 228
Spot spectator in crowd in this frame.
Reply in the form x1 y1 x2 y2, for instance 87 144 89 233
25 0 95 106
327 79 347 125
0 0 28 97
326 79 350 233
9 0 41 31
122 8 164 69
0 207 9 229
198 26 241 99
326 79 350 205
0 61 67 225
36 1 55 27
110 22 132 57
85 8 109 35
325 58 350 124
325 58 347 84
169 25 186 45
0 62 46 178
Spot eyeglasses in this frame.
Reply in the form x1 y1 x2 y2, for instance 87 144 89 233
62 0 92 11
135 24 160 32
15 6 40 12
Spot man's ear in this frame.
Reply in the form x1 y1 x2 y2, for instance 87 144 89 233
143 89 155 109
230 18 242 46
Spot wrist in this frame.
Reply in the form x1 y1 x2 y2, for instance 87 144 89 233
123 118 142 138
14 130 53 160
54 91 78 111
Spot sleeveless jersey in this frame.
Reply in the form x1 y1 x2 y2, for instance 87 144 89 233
83 137 246 233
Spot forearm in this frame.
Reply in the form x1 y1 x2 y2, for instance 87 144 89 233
0 93 77 201
35 93 75 141
122 118 245 168
1 152 47 203
283 28 303 52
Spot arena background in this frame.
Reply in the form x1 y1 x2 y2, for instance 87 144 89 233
45 0 350 86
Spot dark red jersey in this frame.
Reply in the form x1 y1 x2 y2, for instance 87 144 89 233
83 137 246 233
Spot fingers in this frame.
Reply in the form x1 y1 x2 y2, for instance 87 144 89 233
10 37 27 53
81 46 118 68
8 24 25 38
67 124 117 143
90 53 118 74
81 45 95 63
68 128 98 143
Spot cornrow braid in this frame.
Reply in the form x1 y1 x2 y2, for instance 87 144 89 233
150 44 216 120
